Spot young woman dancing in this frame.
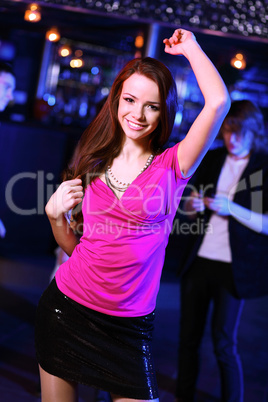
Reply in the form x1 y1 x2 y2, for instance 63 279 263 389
35 28 230 402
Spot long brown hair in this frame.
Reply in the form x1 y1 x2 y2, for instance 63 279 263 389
64 57 178 225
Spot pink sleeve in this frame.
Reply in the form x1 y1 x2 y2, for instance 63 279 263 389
156 142 189 181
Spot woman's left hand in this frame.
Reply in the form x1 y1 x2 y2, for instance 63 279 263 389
163 28 197 56
204 195 232 216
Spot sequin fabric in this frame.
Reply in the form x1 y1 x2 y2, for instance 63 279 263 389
32 0 268 39
35 279 158 399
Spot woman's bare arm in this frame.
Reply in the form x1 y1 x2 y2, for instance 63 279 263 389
163 29 231 178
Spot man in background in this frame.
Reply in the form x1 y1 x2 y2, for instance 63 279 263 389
0 61 16 237
0 61 15 113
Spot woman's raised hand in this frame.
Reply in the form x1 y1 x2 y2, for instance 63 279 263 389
163 28 197 56
45 178 83 220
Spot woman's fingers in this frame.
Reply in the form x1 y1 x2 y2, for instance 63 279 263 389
46 179 84 219
61 183 83 207
163 29 183 45
60 180 83 196
163 28 196 55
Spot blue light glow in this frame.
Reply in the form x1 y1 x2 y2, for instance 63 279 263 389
47 96 56 106
91 66 99 75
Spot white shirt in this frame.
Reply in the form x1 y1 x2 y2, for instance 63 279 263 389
198 155 249 262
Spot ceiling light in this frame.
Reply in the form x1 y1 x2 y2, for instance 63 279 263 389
46 27 61 42
135 35 144 48
230 53 246 70
24 3 41 23
70 58 84 68
58 45 72 57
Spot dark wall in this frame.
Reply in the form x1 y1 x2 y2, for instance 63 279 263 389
0 121 80 256
0 28 44 122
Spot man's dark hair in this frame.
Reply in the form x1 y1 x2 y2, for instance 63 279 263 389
0 61 15 77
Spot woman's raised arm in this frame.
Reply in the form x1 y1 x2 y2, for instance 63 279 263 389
163 28 231 178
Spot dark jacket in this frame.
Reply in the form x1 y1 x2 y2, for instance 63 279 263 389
176 147 268 299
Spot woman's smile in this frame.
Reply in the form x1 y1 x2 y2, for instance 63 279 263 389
125 119 147 130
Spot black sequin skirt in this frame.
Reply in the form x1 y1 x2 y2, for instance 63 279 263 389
35 279 158 399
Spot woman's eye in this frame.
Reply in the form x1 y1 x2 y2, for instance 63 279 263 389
148 104 159 111
124 97 134 103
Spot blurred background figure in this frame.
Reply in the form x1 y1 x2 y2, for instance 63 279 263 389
175 100 268 402
0 219 6 238
0 61 15 238
0 61 15 112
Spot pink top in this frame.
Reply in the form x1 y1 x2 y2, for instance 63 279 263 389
56 143 191 317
